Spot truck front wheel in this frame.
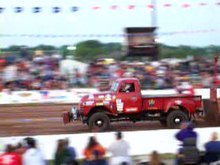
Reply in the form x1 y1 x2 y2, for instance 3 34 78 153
88 112 110 131
166 110 189 128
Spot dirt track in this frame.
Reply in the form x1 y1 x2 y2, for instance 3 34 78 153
0 104 219 137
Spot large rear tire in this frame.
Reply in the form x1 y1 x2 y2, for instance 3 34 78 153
166 110 189 128
88 112 110 132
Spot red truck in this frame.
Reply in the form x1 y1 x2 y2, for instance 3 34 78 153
63 78 202 131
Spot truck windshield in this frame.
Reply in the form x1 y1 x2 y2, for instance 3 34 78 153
110 82 119 92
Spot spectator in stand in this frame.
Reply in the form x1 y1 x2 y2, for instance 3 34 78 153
108 131 132 165
176 80 195 95
83 136 107 165
201 72 212 88
0 78 3 92
22 137 46 165
155 76 166 89
0 144 22 165
203 132 220 163
3 62 18 90
64 138 78 165
74 68 82 87
0 56 6 73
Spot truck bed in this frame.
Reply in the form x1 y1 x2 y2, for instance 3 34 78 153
142 94 200 99
141 94 202 112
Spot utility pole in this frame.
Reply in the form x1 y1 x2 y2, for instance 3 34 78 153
151 0 157 27
150 0 158 60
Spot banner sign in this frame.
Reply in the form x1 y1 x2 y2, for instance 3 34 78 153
0 88 98 104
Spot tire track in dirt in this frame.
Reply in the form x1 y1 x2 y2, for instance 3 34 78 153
0 103 219 137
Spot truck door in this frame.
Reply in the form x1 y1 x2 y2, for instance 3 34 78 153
116 82 142 113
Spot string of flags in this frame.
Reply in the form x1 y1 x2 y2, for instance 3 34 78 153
0 29 219 38
0 2 220 14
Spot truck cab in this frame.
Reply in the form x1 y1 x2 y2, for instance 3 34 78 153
111 78 142 114
63 78 202 131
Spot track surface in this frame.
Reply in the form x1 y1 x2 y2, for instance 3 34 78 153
0 104 218 137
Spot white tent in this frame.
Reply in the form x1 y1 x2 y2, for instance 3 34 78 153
59 56 88 76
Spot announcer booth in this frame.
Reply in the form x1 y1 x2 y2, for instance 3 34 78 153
125 27 158 60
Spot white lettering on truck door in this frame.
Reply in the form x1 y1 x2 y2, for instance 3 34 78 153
116 99 123 113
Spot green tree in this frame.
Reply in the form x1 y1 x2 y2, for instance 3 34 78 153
59 45 70 58
7 45 23 51
73 40 123 62
102 43 122 53
158 44 214 59
74 40 105 62
33 45 57 51
2 45 28 58
32 45 58 56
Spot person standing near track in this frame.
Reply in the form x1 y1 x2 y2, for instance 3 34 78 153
175 122 198 144
202 132 220 164
83 136 107 165
108 131 132 165
64 138 78 165
174 122 198 165
0 144 22 165
22 137 46 165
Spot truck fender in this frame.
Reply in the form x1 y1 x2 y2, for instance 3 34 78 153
165 99 195 113
87 106 112 117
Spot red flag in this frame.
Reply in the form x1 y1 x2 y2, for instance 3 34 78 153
147 4 154 9
110 5 118 10
128 5 135 10
182 4 190 8
92 6 100 10
164 4 172 7
199 2 207 6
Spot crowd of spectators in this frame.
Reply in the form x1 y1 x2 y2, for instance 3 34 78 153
0 53 217 92
87 57 216 91
0 129 220 165
0 54 67 92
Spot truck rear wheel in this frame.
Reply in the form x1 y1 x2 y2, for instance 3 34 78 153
88 112 110 131
166 110 189 128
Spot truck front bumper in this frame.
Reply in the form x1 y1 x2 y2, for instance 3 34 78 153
63 107 86 124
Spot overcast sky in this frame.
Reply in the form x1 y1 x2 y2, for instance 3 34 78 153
0 0 220 48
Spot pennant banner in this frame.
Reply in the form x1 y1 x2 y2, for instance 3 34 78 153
53 7 61 13
0 29 219 38
0 7 5 13
14 7 23 13
33 7 41 13
0 3 219 14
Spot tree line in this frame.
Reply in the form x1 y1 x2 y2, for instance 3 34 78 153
1 40 220 62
